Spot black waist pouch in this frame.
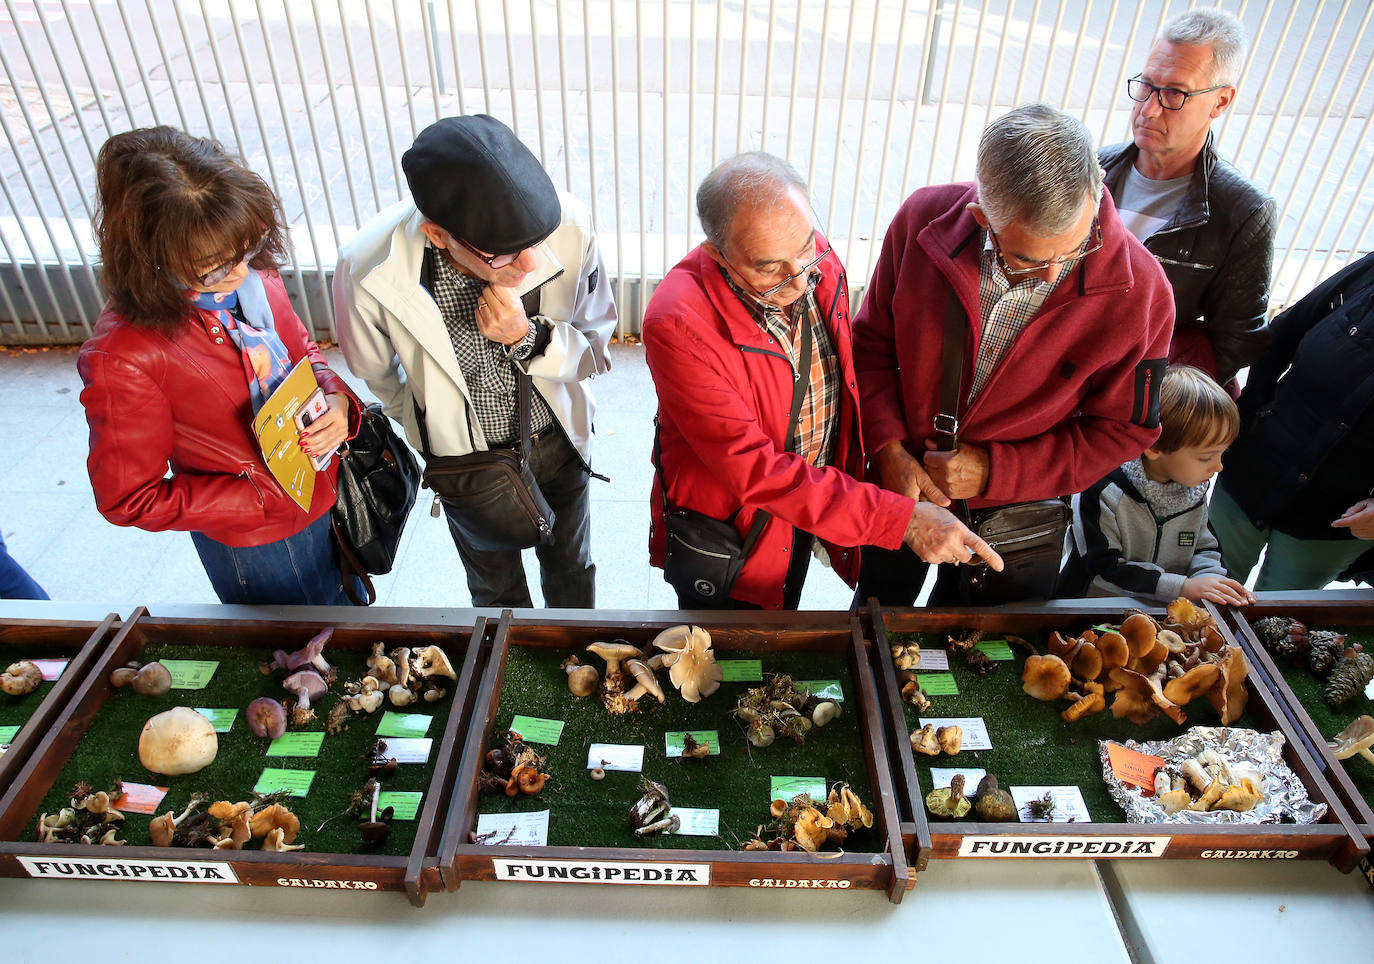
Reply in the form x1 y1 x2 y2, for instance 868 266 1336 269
662 507 764 607
957 498 1070 605
423 448 555 553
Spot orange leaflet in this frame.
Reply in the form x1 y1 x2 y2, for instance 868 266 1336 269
112 782 169 815
1106 742 1165 794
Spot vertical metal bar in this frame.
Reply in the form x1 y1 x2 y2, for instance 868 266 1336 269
580 0 599 229
1247 2 1331 208
337 0 384 211
687 0 698 248
528 0 547 164
363 0 404 200
1315 169 1374 291
783 0 803 162
609 0 626 335
1027 0 1055 106
1089 0 1142 146
926 0 964 185
843 1 885 259
635 0 646 300
501 0 520 135
445 0 467 116
922 0 944 106
663 0 671 277
112 0 167 126
0 224 30 333
84 0 136 122
710 0 723 167
1292 105 1374 298
421 0 444 117
0 173 60 335
196 0 246 177
863 0 914 288
823 1 859 230
0 114 77 337
955 0 992 175
734 0 750 154
391 0 420 138
555 0 572 190
310 0 364 225
136 0 193 131
280 1 346 261
166 0 219 137
759 0 778 147
1233 1 1302 164
982 0 1017 115
473 0 493 115
897 0 943 203
33 0 106 152
805 0 835 207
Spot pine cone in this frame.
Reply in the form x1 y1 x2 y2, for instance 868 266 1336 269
1324 651 1374 708
1306 630 1348 677
1252 616 1309 661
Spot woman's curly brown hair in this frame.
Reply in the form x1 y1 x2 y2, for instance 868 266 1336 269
94 126 288 336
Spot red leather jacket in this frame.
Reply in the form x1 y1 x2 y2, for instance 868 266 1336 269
78 271 356 547
644 244 914 609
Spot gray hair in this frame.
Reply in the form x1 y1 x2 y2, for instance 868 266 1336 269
975 103 1103 237
1161 8 1247 86
696 152 809 249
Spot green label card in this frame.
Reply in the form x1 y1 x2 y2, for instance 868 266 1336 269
508 715 564 745
798 680 843 701
771 775 827 803
194 708 238 733
376 712 433 738
974 639 1014 661
664 730 721 757
718 659 763 682
378 791 423 821
920 672 959 696
0 725 19 744
254 767 315 797
160 659 218 690
266 732 325 757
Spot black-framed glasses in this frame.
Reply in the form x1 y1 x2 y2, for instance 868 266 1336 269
454 235 523 269
723 235 833 300
1126 75 1228 111
988 218 1102 279
194 235 268 287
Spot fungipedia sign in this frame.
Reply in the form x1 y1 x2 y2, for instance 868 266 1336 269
19 855 240 883
492 857 710 885
957 835 1170 858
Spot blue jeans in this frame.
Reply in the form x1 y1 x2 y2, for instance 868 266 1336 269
191 511 359 606
443 428 595 608
0 528 48 600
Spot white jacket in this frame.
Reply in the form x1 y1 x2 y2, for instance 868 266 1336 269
333 193 615 463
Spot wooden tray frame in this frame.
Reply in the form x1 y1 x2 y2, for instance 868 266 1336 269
869 602 1364 870
440 609 913 902
0 612 121 797
0 606 491 906
1217 593 1374 875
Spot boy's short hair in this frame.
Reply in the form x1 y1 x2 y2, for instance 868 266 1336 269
1155 366 1240 452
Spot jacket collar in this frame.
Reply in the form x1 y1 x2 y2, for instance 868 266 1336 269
918 182 1139 300
1101 131 1216 232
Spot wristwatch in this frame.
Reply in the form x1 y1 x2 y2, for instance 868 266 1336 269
508 317 539 361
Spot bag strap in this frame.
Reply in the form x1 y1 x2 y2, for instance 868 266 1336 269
937 291 973 525
652 307 814 559
331 515 378 606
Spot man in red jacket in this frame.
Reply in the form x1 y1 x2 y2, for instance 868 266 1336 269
853 104 1174 606
644 153 1000 610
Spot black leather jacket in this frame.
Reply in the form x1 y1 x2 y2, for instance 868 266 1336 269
1101 133 1275 384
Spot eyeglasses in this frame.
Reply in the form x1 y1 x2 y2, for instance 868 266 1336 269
1126 75 1229 111
723 236 833 300
454 235 523 269
194 235 268 287
988 218 1102 279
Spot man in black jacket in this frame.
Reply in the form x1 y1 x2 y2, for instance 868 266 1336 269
1100 8 1275 392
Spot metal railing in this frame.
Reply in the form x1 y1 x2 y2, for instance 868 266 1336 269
1 0 1371 343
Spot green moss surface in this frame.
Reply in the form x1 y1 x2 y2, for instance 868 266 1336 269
892 630 1261 823
476 646 880 852
23 642 454 857
1263 625 1374 814
1 646 71 734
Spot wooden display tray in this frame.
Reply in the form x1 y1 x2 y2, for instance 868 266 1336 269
870 602 1364 870
1218 592 1374 876
441 610 913 902
0 611 121 796
0 606 490 906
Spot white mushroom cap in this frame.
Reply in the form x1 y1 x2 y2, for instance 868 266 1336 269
413 645 457 681
623 659 665 703
138 707 218 776
652 625 723 703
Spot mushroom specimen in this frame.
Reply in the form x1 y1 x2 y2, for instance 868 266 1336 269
412 645 457 681
910 723 940 756
651 624 724 702
629 781 676 835
131 662 172 697
586 640 645 713
561 655 599 697
974 775 1017 821
825 784 874 830
37 782 129 845
891 643 921 671
1021 654 1071 701
263 627 334 676
109 663 140 688
937 725 963 755
1329 716 1374 767
925 774 971 818
251 802 301 843
246 697 288 739
1 660 43 696
138 707 218 775
282 669 328 725
623 658 666 703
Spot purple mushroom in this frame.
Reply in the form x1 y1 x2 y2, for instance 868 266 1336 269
282 669 328 725
246 697 288 739
263 628 334 677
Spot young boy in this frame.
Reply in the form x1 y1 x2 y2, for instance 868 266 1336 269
1063 366 1256 606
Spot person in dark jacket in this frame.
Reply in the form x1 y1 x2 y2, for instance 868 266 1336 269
1100 8 1275 391
1209 252 1374 589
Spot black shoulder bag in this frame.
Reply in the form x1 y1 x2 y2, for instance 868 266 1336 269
937 293 1069 604
655 317 812 606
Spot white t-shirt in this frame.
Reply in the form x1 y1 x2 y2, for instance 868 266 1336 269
1115 164 1191 242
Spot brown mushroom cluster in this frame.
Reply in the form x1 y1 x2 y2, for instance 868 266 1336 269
146 793 303 851
910 723 962 756
1154 749 1264 815
479 729 550 797
743 784 871 853
36 782 127 845
341 641 454 715
584 640 665 714
1021 600 1249 727
107 660 172 697
732 673 841 747
578 626 723 714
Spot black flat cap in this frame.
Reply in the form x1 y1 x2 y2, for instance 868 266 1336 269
402 114 561 255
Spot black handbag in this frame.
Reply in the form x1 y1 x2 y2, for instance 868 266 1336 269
332 402 422 605
419 366 555 553
936 293 1069 605
655 318 812 607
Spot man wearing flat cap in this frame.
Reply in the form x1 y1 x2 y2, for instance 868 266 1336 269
335 114 615 607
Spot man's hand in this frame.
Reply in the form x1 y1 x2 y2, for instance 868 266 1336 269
1332 499 1374 540
874 440 951 506
1181 575 1256 607
475 283 533 346
922 440 990 500
299 392 350 461
902 502 1003 570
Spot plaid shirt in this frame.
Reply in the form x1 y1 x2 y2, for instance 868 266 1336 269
970 238 1076 401
425 246 554 447
720 267 840 468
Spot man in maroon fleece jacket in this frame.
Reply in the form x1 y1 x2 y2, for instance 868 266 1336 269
853 104 1174 606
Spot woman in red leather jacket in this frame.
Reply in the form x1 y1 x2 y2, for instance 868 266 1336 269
78 127 360 605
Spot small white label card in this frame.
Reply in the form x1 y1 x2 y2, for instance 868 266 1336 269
587 743 644 772
474 809 549 846
918 717 992 750
667 807 720 836
383 737 433 764
928 767 987 793
1011 785 1091 823
914 649 950 671
30 659 68 681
